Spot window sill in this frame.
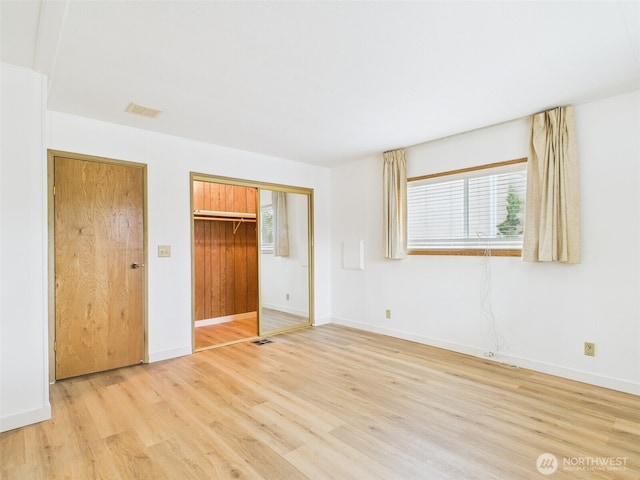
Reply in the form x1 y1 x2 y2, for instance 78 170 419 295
408 249 522 257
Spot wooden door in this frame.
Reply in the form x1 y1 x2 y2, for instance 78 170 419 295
54 156 145 379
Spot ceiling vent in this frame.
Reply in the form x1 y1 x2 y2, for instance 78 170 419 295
125 102 163 119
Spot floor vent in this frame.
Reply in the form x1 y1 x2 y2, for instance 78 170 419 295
252 339 273 346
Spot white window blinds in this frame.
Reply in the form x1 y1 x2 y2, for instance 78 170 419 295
408 162 527 251
260 204 274 253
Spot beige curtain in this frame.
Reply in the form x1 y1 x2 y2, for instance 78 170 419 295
272 191 289 257
522 106 581 263
383 149 407 259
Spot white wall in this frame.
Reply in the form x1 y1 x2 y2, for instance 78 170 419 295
0 63 51 431
48 112 332 363
331 90 640 394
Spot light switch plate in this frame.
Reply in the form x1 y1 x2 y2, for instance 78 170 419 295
158 245 171 257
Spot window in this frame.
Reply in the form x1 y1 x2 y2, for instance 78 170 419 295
407 158 527 255
260 204 274 253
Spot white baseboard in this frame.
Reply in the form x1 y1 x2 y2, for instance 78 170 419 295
195 311 256 328
148 346 192 363
331 317 640 396
491 353 640 396
262 303 308 318
312 316 332 326
195 317 231 327
1 404 51 433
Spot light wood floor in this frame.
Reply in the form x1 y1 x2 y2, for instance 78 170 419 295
195 310 309 349
260 308 308 333
195 313 258 349
2 325 639 479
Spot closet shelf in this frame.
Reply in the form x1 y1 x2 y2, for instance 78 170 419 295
194 209 256 220
193 210 257 234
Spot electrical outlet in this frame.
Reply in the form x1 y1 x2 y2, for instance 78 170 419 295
584 342 595 357
158 245 171 257
385 309 391 319
285 293 290 301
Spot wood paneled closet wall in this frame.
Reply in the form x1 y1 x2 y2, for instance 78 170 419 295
193 181 258 321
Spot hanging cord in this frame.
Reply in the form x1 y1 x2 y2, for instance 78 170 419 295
476 232 504 356
478 235 518 369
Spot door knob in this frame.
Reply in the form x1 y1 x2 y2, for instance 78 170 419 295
131 262 144 269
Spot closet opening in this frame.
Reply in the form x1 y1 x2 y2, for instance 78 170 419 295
191 174 313 351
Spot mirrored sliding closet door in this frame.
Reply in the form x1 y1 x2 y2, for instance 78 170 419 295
191 174 313 351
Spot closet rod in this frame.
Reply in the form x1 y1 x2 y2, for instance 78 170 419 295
193 216 257 223
194 209 256 219
193 215 256 235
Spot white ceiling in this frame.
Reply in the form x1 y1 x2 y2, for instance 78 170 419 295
2 1 639 166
